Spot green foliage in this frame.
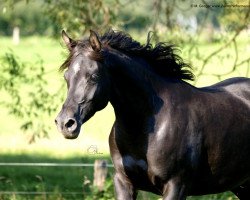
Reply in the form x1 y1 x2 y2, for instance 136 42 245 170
0 149 236 200
0 1 53 36
84 178 115 200
118 1 153 30
43 0 120 37
219 0 250 31
0 153 107 200
0 52 60 142
1 0 250 37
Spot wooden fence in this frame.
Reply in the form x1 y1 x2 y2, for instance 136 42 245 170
0 160 113 195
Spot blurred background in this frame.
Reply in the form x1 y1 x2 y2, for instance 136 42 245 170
0 0 249 199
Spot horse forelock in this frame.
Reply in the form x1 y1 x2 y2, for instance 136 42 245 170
60 40 91 71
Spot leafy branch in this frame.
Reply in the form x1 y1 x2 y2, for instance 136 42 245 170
194 1 250 83
0 52 62 143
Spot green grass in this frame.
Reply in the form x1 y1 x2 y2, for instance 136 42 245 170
0 151 237 200
1 34 249 199
1 36 64 64
0 153 113 200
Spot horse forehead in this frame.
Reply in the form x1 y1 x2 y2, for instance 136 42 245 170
72 62 81 74
71 56 89 74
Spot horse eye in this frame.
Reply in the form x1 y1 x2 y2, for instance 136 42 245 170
78 99 85 105
90 74 99 81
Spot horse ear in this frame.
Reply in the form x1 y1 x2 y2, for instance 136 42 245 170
89 30 101 52
62 30 76 51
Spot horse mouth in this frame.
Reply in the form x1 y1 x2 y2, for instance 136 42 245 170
61 126 81 139
55 122 81 139
63 132 80 139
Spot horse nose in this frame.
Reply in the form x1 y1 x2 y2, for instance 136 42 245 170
64 118 77 132
55 116 63 132
55 116 77 133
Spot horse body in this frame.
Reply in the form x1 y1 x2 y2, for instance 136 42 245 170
109 74 250 198
55 29 250 199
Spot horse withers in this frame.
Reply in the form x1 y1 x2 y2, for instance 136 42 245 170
55 29 250 200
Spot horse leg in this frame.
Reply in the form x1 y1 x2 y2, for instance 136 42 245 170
162 179 187 200
231 183 250 200
114 173 137 200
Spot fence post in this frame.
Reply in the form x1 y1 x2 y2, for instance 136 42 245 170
13 26 20 45
93 160 108 191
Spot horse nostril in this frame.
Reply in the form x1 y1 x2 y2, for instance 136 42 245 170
65 118 77 131
55 119 58 125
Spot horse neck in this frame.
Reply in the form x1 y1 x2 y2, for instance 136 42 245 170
105 49 162 127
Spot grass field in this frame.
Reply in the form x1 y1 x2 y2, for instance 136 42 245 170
1 33 249 199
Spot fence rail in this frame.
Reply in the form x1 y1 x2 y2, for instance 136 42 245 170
0 160 113 197
0 191 84 195
0 162 114 167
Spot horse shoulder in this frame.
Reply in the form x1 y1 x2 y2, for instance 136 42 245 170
147 88 205 179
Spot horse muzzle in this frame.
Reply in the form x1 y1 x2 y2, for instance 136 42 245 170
55 115 81 139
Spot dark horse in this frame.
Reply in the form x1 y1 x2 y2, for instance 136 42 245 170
55 29 250 199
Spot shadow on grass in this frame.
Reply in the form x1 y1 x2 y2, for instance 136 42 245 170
0 153 113 200
0 153 237 200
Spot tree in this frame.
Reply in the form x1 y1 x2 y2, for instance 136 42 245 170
43 0 120 37
0 1 53 36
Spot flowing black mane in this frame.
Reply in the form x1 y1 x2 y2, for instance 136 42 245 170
99 30 194 81
61 29 194 81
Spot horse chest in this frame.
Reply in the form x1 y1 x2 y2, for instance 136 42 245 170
119 154 169 194
121 155 161 191
122 155 147 172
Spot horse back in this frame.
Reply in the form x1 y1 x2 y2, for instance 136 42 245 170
204 77 250 100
